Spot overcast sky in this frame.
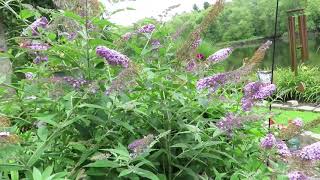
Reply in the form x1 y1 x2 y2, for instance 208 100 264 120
101 0 218 25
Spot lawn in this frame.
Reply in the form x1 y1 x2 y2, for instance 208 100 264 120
256 108 320 133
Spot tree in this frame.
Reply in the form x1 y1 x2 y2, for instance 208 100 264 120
203 2 210 10
193 4 199 12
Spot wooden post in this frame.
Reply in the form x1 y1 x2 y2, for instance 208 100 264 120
298 15 309 61
288 16 298 76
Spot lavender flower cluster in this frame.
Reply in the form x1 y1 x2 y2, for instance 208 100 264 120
29 17 48 35
21 42 50 51
63 77 87 89
34 55 49 64
25 72 35 80
207 47 233 63
151 40 161 49
292 118 303 127
216 113 261 136
196 73 228 92
260 133 276 149
128 134 154 155
122 32 134 41
186 59 197 72
137 24 156 34
96 46 130 68
276 140 292 157
287 171 309 180
241 82 276 111
299 141 320 161
191 37 202 49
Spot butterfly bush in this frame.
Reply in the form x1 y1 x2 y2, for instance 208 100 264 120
122 32 134 41
287 171 309 180
196 41 273 93
151 40 161 49
96 46 130 68
137 24 156 34
299 141 320 161
191 37 202 49
25 72 35 80
34 55 48 64
186 59 197 72
128 134 154 155
21 42 50 51
63 77 87 89
276 141 291 158
292 118 303 127
29 17 48 35
197 73 228 92
207 47 233 63
260 133 276 149
216 113 261 135
241 82 276 111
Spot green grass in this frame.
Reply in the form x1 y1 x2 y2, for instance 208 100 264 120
255 108 320 133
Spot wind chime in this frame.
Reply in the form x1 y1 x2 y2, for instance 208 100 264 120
287 8 309 76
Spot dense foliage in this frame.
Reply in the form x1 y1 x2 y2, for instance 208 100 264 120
0 0 319 180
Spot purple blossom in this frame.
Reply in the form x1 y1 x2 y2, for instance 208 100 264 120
288 171 309 180
299 141 320 161
96 46 130 68
68 32 77 40
196 73 228 92
25 72 34 80
207 47 233 63
21 42 50 51
260 133 276 149
29 17 48 35
292 118 303 127
241 82 276 111
191 38 202 49
128 134 154 154
186 59 197 72
122 32 134 41
137 24 156 34
63 77 87 89
33 55 48 64
151 40 161 49
216 113 261 135
276 141 291 157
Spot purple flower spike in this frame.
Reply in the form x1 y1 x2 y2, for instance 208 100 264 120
260 133 276 149
196 53 205 60
299 141 320 161
122 32 134 41
96 46 130 68
29 17 48 35
22 42 50 51
241 82 276 111
196 73 228 92
25 72 34 80
63 77 87 89
276 141 291 157
292 118 303 127
288 171 308 180
186 59 197 72
191 38 202 49
151 40 161 49
33 55 48 64
128 134 154 154
137 24 156 34
207 47 233 63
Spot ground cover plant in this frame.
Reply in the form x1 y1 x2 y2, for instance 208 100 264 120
0 0 320 179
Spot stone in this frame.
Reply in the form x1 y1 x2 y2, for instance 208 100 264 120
314 108 320 113
0 58 12 84
298 105 315 111
287 100 299 107
299 131 320 147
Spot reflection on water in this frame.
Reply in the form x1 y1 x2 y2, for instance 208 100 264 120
222 37 320 71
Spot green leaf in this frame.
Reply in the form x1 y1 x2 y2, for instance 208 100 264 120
48 33 57 41
118 169 133 177
35 114 58 127
19 9 34 19
37 127 48 141
42 166 53 179
10 171 19 180
0 164 25 171
33 167 42 180
84 160 119 168
135 168 159 180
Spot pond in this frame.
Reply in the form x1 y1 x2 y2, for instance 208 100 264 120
222 35 320 71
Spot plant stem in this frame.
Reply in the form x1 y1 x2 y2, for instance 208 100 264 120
85 0 90 79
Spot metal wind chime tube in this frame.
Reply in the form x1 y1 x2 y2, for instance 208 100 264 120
287 8 309 76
